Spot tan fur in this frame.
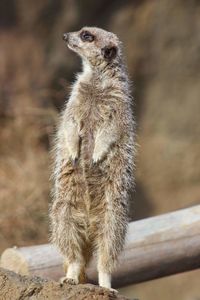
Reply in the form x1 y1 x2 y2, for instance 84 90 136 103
49 27 135 289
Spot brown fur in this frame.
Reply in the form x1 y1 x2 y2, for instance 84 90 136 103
49 27 135 288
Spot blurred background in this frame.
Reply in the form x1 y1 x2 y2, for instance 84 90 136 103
0 0 199 299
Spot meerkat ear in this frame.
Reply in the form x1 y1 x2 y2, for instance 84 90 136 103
101 46 117 61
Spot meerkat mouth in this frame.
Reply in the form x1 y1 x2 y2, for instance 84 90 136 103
67 43 78 51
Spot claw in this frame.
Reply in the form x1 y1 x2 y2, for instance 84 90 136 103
109 288 118 294
92 160 97 166
71 157 78 168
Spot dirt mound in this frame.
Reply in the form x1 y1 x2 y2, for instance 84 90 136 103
0 268 131 300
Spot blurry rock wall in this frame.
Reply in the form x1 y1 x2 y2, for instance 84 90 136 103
0 1 199 299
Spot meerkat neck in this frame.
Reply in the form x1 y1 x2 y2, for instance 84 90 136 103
80 59 93 82
81 58 126 87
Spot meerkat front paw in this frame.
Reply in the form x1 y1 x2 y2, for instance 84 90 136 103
70 156 78 167
92 153 101 164
67 145 79 166
60 276 79 286
68 146 79 160
63 126 80 164
92 145 106 164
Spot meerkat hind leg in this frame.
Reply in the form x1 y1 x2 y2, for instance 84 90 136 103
98 271 118 293
97 253 117 291
98 271 111 288
97 183 127 292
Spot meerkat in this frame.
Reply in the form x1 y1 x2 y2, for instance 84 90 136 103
50 27 135 290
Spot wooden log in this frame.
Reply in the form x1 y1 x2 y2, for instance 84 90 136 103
0 267 130 300
1 205 200 288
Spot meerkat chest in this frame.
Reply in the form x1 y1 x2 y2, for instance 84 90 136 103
72 82 114 159
75 83 111 132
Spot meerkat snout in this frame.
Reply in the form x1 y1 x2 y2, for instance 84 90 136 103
63 33 69 42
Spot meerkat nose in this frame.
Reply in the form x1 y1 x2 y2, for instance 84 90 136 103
63 33 69 41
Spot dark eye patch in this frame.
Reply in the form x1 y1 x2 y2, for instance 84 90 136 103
80 31 94 42
101 46 117 61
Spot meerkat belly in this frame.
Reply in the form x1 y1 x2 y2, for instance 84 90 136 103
74 87 111 211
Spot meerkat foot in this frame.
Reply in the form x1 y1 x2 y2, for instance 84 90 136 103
60 276 78 286
98 272 112 289
60 261 82 286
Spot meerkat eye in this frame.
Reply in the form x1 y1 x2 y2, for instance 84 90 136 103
80 31 94 42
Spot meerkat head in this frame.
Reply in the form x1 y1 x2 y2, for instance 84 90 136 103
63 27 122 67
